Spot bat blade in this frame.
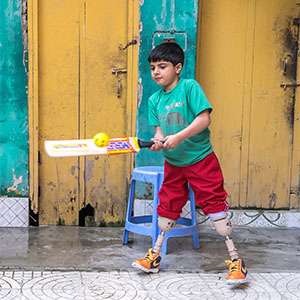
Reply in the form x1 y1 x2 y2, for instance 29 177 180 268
45 137 141 157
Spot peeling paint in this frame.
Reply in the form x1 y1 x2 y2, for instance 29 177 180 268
71 166 76 176
137 77 143 108
47 182 56 187
56 218 66 226
280 18 298 132
85 159 95 181
6 169 23 192
269 193 277 209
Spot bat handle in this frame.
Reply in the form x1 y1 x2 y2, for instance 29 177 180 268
138 140 154 148
138 139 164 148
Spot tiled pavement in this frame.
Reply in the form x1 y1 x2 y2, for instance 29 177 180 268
0 270 300 299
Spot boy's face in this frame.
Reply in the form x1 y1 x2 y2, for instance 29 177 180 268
150 60 182 92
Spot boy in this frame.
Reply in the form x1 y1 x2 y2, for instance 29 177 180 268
132 42 247 285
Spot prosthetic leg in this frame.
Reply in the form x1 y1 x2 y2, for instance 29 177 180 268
153 216 175 253
212 215 238 259
211 213 248 284
132 216 175 273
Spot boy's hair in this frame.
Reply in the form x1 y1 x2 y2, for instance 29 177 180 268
148 42 184 66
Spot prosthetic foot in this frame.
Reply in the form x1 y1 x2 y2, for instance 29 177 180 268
225 257 248 285
211 214 248 285
132 248 161 273
132 217 175 273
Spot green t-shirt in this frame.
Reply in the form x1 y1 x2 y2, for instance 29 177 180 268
148 78 213 167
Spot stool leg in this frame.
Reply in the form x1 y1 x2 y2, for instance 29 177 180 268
123 180 136 245
190 188 199 249
151 200 159 248
193 232 200 249
122 230 129 245
151 174 163 249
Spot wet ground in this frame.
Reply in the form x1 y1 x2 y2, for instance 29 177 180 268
0 226 299 272
0 226 299 299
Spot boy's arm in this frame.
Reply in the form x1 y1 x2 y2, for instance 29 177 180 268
150 126 164 152
163 109 211 150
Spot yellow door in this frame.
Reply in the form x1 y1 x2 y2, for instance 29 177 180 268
197 0 300 209
31 0 138 225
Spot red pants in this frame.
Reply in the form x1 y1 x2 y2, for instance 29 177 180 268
157 152 229 220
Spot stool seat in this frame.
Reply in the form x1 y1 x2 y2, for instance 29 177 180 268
123 166 199 254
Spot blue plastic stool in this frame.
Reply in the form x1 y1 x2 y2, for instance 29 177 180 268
122 166 199 254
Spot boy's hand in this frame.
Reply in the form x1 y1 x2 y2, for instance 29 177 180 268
150 139 164 152
163 134 182 149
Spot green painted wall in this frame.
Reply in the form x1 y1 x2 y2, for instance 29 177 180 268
0 0 28 196
135 0 199 197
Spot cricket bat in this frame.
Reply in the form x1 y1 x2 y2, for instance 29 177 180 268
44 137 155 157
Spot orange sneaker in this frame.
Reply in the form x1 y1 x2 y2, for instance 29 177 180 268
225 258 248 285
132 248 161 273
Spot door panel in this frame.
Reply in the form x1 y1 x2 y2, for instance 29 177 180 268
197 0 299 208
37 0 136 225
197 0 249 207
247 0 297 208
38 0 80 225
84 0 129 224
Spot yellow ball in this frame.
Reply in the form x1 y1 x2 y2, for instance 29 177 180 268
93 132 109 147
